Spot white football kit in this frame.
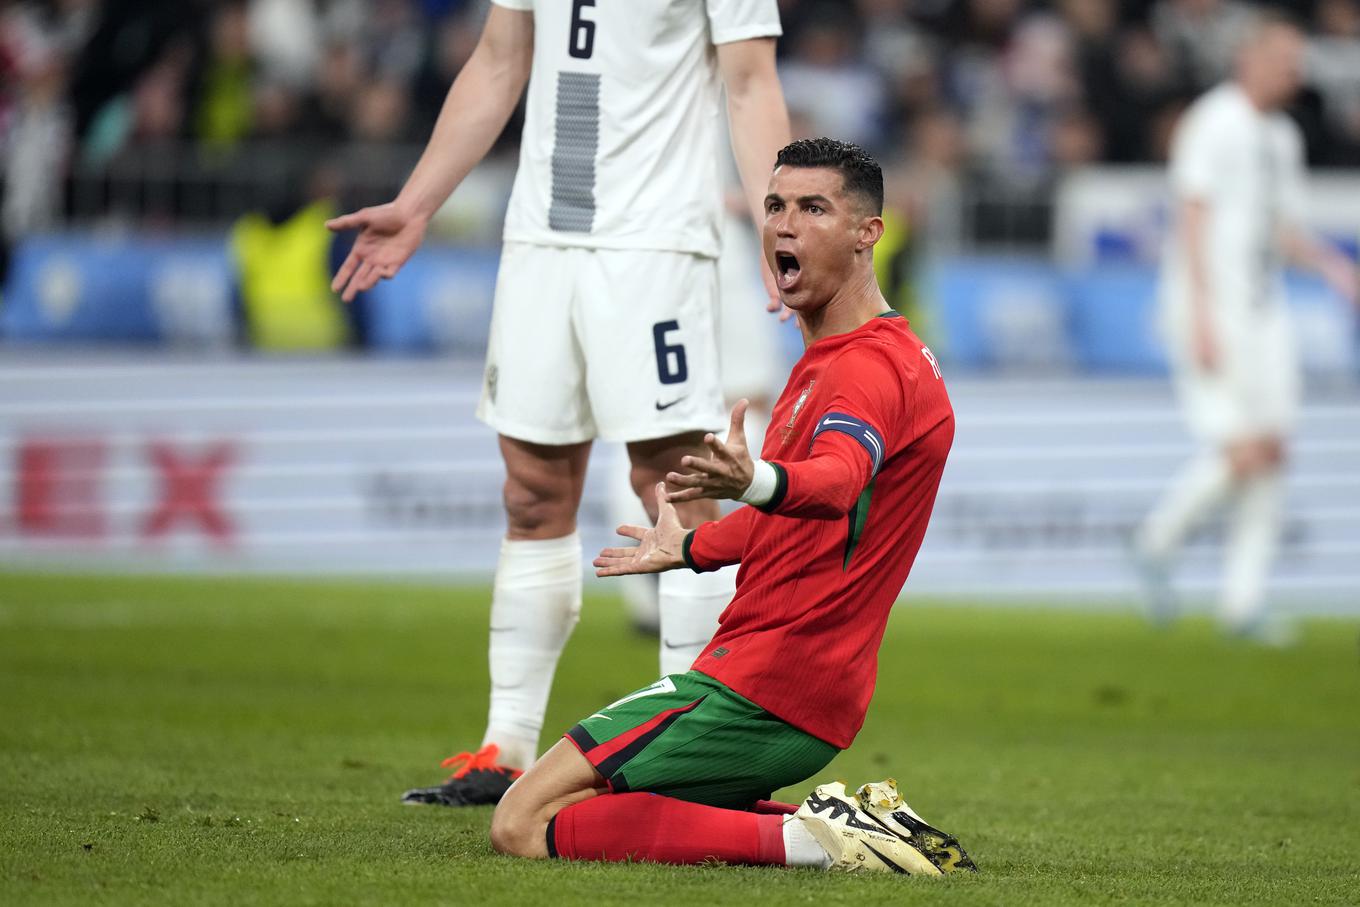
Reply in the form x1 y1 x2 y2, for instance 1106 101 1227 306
1159 82 1306 443
477 0 782 444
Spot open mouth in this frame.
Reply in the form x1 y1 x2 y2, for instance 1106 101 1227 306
775 252 801 290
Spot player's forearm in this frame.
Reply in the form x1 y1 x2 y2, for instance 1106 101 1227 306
1181 198 1212 313
763 448 870 520
395 9 533 221
734 433 876 521
683 506 756 572
720 39 791 229
1280 225 1359 305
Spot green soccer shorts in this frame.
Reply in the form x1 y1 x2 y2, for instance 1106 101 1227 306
563 671 838 810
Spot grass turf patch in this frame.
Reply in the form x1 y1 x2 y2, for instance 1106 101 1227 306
1 572 1358 905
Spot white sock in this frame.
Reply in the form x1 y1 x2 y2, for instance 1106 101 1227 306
1221 470 1283 627
1139 452 1235 560
657 566 735 676
481 533 582 769
782 816 833 869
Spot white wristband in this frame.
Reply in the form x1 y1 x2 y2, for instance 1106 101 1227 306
738 459 779 507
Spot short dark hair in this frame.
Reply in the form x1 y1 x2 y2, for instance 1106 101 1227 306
774 138 884 216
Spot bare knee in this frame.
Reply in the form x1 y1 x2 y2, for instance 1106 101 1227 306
1262 438 1287 470
490 739 603 859
489 802 549 859
1226 437 1286 482
627 433 720 527
627 437 690 499
499 438 591 539
626 462 665 524
502 478 575 538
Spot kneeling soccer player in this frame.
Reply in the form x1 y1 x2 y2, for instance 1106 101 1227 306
488 139 975 874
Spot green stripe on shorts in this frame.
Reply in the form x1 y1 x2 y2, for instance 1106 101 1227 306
565 671 838 810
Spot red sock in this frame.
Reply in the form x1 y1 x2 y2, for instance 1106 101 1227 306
752 799 798 815
549 793 787 866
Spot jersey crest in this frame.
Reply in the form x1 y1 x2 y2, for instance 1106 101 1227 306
781 380 816 444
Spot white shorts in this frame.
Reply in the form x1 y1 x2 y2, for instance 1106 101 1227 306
1166 306 1300 444
476 242 727 445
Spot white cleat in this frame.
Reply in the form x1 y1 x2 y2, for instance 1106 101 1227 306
793 782 941 875
855 778 978 874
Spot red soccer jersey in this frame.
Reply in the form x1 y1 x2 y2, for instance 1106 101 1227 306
683 313 954 749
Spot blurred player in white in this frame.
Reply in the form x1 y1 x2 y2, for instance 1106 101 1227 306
327 0 790 804
1136 11 1358 641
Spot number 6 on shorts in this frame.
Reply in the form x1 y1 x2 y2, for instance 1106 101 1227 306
653 320 688 385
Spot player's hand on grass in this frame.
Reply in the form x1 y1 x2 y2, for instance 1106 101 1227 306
326 201 430 303
665 399 755 503
594 483 687 576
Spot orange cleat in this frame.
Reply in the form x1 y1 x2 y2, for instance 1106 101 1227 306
400 743 525 807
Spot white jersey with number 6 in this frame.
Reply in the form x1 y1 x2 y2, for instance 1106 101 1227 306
491 0 781 258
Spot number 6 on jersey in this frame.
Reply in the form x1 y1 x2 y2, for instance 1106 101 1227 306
570 0 596 59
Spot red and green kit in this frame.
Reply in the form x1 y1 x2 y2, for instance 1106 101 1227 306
565 312 955 801
566 672 838 809
685 312 955 750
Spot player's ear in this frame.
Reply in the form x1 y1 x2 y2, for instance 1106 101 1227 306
856 215 885 252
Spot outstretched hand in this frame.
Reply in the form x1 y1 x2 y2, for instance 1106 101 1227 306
665 399 755 504
326 202 429 303
593 483 689 577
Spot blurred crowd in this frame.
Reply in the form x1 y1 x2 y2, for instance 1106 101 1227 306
3 0 1360 243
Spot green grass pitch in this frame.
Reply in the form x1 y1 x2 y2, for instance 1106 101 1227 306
1 572 1358 905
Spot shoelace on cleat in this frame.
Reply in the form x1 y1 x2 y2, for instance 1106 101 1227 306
438 743 523 780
